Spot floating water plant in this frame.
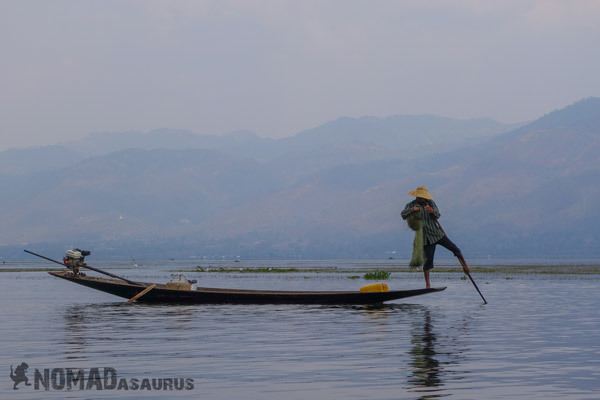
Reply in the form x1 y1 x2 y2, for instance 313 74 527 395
363 271 391 280
195 266 302 273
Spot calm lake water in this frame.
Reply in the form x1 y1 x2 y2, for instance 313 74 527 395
1 260 599 399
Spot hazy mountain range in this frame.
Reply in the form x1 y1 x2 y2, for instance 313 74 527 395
2 98 599 260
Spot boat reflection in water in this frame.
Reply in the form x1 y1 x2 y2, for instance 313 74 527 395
62 303 197 361
60 301 470 399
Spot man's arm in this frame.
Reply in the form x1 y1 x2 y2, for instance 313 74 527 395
401 202 417 220
425 201 441 219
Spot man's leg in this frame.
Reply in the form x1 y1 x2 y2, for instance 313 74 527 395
436 235 462 257
436 236 469 273
423 243 436 289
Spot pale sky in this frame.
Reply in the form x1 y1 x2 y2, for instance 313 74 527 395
1 0 599 149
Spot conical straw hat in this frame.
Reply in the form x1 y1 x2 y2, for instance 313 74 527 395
408 186 433 200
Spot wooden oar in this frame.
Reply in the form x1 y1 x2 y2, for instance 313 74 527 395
24 249 141 286
458 256 488 304
128 284 156 303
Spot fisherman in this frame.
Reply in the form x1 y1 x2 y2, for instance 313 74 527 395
401 186 469 288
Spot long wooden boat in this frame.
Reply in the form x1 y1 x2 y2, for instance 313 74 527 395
49 270 446 305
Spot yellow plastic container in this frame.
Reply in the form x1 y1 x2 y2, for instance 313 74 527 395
359 282 390 293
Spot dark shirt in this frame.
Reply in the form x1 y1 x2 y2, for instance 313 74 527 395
401 199 445 245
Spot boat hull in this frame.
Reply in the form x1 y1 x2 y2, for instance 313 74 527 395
49 271 445 305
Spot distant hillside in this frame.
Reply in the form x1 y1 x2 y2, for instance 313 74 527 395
437 97 600 255
63 129 277 160
289 114 511 149
265 115 517 177
2 101 599 259
0 145 84 176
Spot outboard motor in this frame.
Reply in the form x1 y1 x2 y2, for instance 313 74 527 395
63 249 90 275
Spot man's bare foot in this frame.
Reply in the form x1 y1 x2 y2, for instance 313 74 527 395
458 257 470 274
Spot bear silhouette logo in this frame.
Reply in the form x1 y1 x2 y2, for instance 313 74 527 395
10 362 31 390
